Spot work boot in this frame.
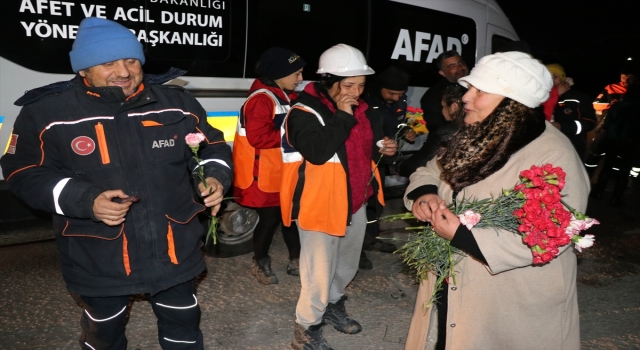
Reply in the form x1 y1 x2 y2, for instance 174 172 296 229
359 251 373 270
291 323 333 350
252 257 278 285
363 239 397 253
287 258 300 276
323 295 362 334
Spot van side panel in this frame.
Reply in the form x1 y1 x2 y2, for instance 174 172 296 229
369 1 478 88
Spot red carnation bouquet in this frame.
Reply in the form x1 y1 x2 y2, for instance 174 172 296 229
513 164 596 263
384 164 597 306
405 106 428 134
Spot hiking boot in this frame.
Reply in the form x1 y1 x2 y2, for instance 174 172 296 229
252 257 278 285
323 295 362 334
287 259 300 276
359 251 373 270
363 239 397 253
291 323 333 350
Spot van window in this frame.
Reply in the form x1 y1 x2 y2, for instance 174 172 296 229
369 1 477 88
491 34 513 54
0 0 246 77
245 0 368 78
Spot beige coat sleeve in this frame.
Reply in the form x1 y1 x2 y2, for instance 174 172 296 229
403 158 442 210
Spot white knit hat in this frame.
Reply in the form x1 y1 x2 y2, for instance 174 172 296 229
458 52 552 108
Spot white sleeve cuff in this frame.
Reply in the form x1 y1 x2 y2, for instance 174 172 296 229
193 159 231 171
53 178 73 215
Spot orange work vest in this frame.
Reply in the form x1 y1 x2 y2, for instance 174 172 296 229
280 103 384 236
233 89 290 193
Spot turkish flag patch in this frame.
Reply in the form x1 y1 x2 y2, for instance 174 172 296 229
7 134 18 154
71 136 96 155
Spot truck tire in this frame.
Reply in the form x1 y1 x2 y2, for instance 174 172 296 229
202 202 259 258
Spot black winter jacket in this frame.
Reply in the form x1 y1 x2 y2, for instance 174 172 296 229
0 70 233 296
363 86 409 139
397 121 460 177
553 89 597 158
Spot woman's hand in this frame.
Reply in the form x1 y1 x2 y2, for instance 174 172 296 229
411 194 460 241
336 95 359 115
411 194 445 222
379 136 398 156
430 204 460 241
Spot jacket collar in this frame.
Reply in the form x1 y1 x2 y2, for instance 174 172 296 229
249 77 295 102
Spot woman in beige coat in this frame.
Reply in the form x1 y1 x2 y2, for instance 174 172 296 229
403 52 589 350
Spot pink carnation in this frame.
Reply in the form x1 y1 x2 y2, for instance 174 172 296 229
458 210 482 230
185 133 206 148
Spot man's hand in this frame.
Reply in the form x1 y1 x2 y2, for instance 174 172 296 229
404 129 417 142
93 190 133 226
198 177 224 216
378 136 398 156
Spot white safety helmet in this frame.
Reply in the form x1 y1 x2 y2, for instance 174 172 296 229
316 44 375 77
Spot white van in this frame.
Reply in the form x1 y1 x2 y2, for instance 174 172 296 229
0 0 518 251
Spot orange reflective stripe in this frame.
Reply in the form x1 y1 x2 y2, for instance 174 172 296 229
94 122 110 164
6 164 37 182
605 83 626 95
141 120 163 127
372 160 385 206
122 232 131 276
167 222 178 264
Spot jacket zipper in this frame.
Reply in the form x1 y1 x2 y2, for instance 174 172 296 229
94 122 111 164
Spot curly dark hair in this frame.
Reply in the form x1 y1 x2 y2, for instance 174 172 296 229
442 84 467 124
437 97 546 192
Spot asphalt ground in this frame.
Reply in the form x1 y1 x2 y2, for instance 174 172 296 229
1 178 640 349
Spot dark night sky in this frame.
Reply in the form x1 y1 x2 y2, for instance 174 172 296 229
496 0 640 98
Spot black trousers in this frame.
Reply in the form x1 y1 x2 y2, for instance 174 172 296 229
595 140 638 200
363 205 380 248
253 206 301 261
73 279 203 350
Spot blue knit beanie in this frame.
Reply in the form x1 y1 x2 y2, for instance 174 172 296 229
69 17 145 73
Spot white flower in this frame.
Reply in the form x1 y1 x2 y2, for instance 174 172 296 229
574 234 595 252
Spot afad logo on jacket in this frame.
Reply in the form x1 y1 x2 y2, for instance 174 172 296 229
71 136 95 155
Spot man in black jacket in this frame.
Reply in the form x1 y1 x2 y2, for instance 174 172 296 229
363 66 415 141
419 50 469 133
546 64 597 161
0 18 232 349
358 66 411 269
